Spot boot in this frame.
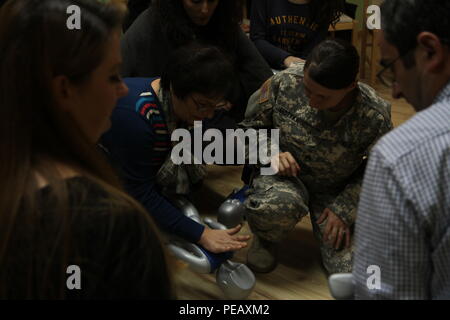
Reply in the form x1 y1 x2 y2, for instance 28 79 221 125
247 235 278 273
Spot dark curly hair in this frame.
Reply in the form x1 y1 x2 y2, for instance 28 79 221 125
309 0 345 27
150 0 243 54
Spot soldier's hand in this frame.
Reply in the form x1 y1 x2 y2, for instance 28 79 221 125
271 152 301 176
197 225 250 253
317 208 351 250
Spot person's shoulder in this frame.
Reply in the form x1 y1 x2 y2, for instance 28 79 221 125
271 64 305 88
122 77 155 95
124 7 155 35
122 7 160 50
104 78 161 147
63 177 143 220
252 69 297 102
235 27 260 51
357 82 392 122
373 109 450 166
115 77 158 112
281 63 305 77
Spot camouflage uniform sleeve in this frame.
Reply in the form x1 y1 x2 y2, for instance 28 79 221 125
238 75 280 130
237 75 281 169
328 107 394 227
328 173 363 227
366 106 394 152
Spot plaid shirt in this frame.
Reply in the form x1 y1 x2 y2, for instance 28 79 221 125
353 81 450 299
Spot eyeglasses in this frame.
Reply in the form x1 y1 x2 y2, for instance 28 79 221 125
191 96 228 113
376 55 404 88
377 38 450 88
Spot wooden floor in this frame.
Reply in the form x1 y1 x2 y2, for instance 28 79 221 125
172 83 416 300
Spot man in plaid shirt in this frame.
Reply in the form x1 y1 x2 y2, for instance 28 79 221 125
354 0 450 299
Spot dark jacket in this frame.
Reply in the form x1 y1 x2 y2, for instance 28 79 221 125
121 7 273 123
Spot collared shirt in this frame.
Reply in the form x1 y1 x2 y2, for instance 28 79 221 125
354 81 450 299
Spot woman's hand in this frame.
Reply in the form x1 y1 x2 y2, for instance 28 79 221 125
218 101 233 111
316 208 351 250
197 224 250 253
283 56 305 68
271 152 301 176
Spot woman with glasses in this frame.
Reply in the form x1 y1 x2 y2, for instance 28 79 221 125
100 43 251 254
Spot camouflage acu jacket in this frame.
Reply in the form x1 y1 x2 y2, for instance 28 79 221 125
239 65 393 226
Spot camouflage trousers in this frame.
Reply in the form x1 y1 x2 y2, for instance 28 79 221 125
244 174 354 274
156 156 207 195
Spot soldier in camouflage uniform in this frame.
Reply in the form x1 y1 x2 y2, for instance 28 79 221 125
239 39 393 274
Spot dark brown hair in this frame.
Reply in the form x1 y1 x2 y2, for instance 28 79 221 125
151 0 243 53
0 0 173 299
305 39 360 90
160 42 236 100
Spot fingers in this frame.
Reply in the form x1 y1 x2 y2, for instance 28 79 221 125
335 228 352 250
345 229 351 248
278 162 287 176
232 234 251 241
270 155 279 174
284 152 300 176
210 244 239 253
275 155 289 176
329 226 338 247
316 210 328 225
199 227 246 253
335 228 345 250
229 240 248 248
280 156 291 175
206 239 246 253
322 218 333 242
271 154 282 175
226 224 242 235
215 238 249 253
272 152 300 176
